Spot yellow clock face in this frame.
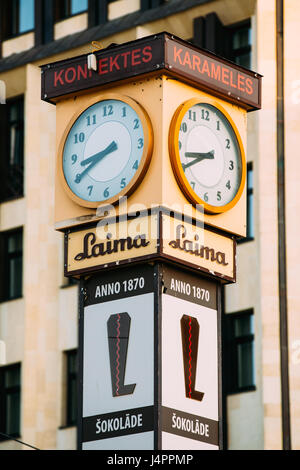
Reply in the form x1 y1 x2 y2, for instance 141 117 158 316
169 98 246 214
58 94 153 208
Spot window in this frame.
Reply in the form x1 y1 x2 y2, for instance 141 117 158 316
223 310 255 394
193 15 252 70
237 162 254 243
229 21 252 69
0 229 23 303
1 0 34 39
55 0 88 21
0 96 24 202
0 363 21 440
65 350 78 427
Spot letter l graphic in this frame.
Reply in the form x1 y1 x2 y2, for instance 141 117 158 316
107 312 136 397
180 315 204 401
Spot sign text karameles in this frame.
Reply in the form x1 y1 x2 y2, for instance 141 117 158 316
65 210 236 282
41 33 261 111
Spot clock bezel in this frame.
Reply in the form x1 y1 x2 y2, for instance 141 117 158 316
169 97 246 214
58 93 153 208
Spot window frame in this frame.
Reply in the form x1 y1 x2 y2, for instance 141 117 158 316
237 161 254 244
0 363 21 440
0 228 23 303
54 0 88 23
223 309 256 395
1 0 35 41
64 349 78 428
0 95 25 203
227 19 252 70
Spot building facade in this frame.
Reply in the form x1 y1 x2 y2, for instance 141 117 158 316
0 0 299 450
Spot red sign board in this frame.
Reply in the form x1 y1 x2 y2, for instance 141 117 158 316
41 32 261 111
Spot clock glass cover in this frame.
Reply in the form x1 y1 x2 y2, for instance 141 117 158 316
170 101 245 213
62 97 151 206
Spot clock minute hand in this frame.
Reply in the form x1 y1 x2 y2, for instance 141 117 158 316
80 141 117 166
182 150 215 171
75 141 118 184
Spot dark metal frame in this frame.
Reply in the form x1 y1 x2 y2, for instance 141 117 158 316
76 261 223 449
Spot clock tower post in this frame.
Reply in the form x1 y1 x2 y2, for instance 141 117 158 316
41 32 261 450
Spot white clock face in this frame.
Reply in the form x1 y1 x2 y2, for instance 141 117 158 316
177 102 243 209
62 98 147 204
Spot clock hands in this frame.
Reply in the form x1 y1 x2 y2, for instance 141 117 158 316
75 141 118 184
182 150 215 171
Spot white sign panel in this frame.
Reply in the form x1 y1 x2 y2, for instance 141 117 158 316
80 266 155 450
161 267 219 449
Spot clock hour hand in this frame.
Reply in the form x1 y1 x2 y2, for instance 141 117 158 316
75 141 118 184
80 140 117 166
182 150 214 170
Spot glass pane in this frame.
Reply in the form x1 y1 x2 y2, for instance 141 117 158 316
19 0 35 33
9 102 20 123
233 27 251 50
71 0 88 15
6 392 21 435
234 315 254 337
9 257 23 299
235 53 251 69
247 166 253 190
68 351 77 374
8 231 22 254
237 341 255 389
247 192 254 239
5 366 20 388
69 378 77 424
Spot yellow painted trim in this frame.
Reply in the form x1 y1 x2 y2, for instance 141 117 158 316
57 93 154 208
169 97 246 214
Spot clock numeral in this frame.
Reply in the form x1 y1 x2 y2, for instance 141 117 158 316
229 160 234 170
226 180 231 190
71 154 77 164
75 174 81 184
188 110 196 121
138 138 144 149
74 132 85 144
120 178 126 189
190 181 195 189
86 114 96 126
87 185 93 196
132 160 139 170
216 120 220 131
104 187 110 198
217 191 222 201
201 110 210 121
204 192 208 202
225 139 231 149
179 141 182 150
122 106 127 117
133 119 140 129
103 105 113 117
180 122 187 133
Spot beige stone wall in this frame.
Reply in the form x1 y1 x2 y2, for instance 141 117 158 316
1 0 299 451
54 13 88 41
284 0 300 450
2 32 34 58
